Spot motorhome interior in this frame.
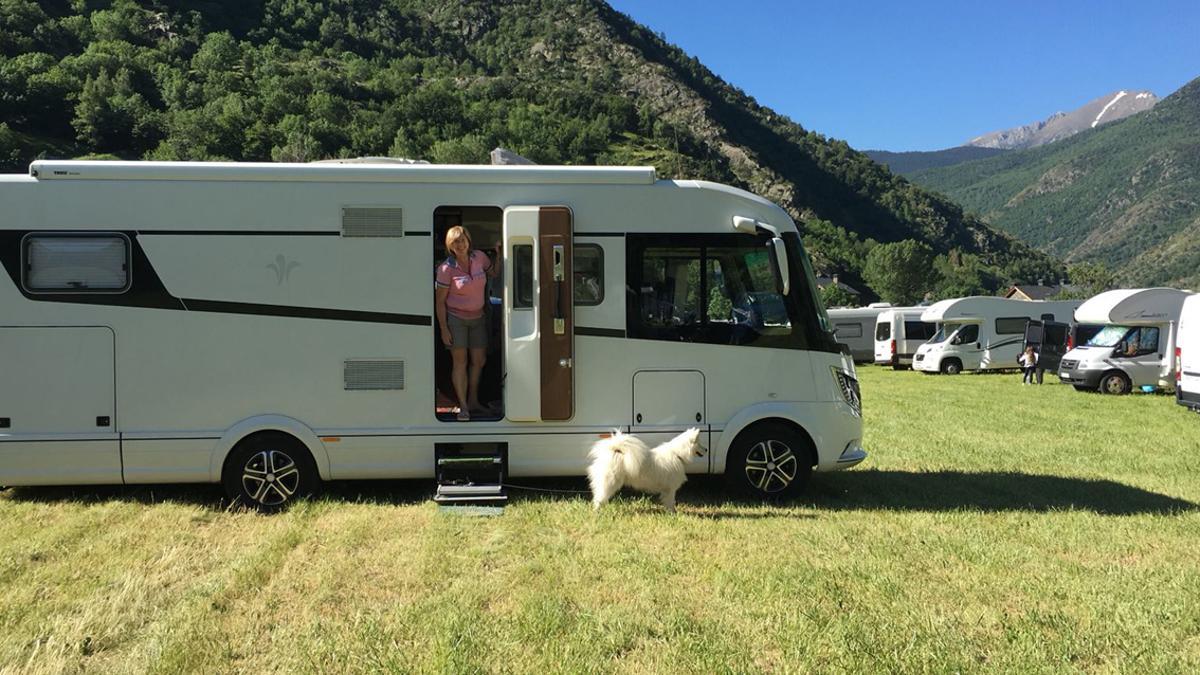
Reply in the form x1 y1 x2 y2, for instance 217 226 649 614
0 160 866 508
873 308 936 369
913 297 1081 374
827 304 891 362
1058 288 1193 394
1177 293 1200 411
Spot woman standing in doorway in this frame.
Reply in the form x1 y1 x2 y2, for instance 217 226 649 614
435 226 498 420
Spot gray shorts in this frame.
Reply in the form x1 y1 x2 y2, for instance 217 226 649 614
448 314 487 349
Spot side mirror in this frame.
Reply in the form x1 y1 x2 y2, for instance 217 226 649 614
767 237 790 296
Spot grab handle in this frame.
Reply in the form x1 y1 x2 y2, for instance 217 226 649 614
552 244 565 334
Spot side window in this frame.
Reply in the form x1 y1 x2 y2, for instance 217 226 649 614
995 317 1031 334
1138 326 1160 354
627 234 803 348
834 322 863 338
23 233 130 292
573 244 603 306
904 320 936 340
875 322 891 341
957 324 980 343
513 244 534 309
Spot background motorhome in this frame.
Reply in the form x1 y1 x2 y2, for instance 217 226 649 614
828 304 891 362
1058 288 1193 395
873 308 936 369
0 160 866 508
913 297 1081 374
1175 294 1200 411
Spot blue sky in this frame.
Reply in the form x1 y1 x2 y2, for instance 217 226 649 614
606 1 1200 151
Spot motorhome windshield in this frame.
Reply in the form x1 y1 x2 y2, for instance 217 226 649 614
1085 325 1132 347
928 322 962 344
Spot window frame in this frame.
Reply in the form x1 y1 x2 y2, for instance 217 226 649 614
995 316 1032 335
573 243 604 306
21 232 132 295
834 322 864 339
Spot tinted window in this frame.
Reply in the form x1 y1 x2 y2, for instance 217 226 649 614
875 322 891 341
24 234 130 292
1044 324 1067 345
627 234 807 349
513 245 533 309
903 320 937 340
574 244 603 306
955 324 980 343
995 317 1031 334
834 322 863 338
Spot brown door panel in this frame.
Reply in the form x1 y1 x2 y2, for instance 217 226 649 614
538 207 573 420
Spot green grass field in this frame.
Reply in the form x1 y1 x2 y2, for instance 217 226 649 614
2 368 1199 673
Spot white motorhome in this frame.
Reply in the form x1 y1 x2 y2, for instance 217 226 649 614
828 303 891 362
0 160 866 508
1177 293 1200 411
913 297 1081 374
872 308 936 369
1058 288 1192 394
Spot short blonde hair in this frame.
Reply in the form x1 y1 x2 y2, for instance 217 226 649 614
445 225 471 253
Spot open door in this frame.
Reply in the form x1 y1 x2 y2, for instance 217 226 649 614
503 206 574 421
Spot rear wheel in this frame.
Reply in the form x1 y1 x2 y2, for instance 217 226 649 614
1100 371 1131 395
941 359 962 375
725 423 814 500
222 432 320 511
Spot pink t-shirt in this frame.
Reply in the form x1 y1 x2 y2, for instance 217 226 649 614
435 250 491 320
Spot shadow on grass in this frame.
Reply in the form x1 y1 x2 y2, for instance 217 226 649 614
2 471 1192 516
801 469 1196 515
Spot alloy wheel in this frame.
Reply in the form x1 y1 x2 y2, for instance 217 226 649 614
744 439 799 493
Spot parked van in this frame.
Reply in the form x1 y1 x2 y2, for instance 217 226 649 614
914 297 1081 374
1058 288 1192 394
0 160 866 507
1178 294 1200 411
828 303 891 362
873 308 936 369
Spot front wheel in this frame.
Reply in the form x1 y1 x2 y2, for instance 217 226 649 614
941 359 963 375
725 423 814 500
222 432 320 511
1100 371 1131 395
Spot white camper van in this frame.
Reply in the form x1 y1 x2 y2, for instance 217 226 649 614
1177 294 1200 411
1058 288 1192 394
0 160 866 508
828 304 891 362
913 297 1081 374
873 308 936 368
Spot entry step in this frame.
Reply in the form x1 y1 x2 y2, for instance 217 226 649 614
434 442 508 506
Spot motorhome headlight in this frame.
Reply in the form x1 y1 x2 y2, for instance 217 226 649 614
832 367 862 417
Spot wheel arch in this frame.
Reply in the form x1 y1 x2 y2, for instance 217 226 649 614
209 415 330 482
715 403 825 474
1099 368 1132 394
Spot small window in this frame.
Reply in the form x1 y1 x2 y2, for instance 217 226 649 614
574 244 603 306
875 322 891 341
955 324 980 344
24 234 130 292
513 245 533 309
834 322 863 338
1040 313 1055 322
995 317 1031 334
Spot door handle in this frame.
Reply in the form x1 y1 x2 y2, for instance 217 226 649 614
559 358 572 368
552 244 565 335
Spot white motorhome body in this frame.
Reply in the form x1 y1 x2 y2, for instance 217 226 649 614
0 160 865 505
872 308 936 368
1177 294 1200 410
913 297 1081 374
828 304 891 362
1058 288 1192 395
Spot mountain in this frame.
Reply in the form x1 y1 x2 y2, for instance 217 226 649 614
864 146 1008 176
0 0 1055 293
912 77 1200 287
966 90 1158 150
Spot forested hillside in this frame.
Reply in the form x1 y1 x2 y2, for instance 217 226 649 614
913 77 1200 288
0 0 1057 295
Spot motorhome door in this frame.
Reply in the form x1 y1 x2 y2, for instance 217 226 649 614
503 206 574 421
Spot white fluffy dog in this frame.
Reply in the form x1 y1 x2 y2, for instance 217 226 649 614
587 428 707 513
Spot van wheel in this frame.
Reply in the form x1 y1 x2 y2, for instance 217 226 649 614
1100 372 1131 395
222 432 320 511
941 359 962 375
725 423 813 500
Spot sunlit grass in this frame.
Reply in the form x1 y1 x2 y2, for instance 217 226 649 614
1 368 1198 672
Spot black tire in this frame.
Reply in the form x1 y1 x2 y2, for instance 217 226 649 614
891 363 905 371
724 422 814 500
1099 371 1131 395
941 359 963 375
222 432 320 511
